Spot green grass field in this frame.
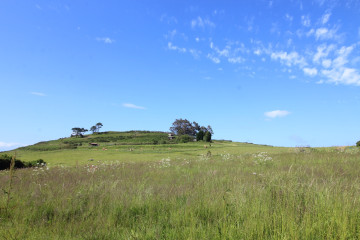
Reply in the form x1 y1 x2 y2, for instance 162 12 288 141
1 131 360 239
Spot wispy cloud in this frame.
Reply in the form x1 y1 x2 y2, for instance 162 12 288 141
228 57 244 64
303 67 318 76
307 27 340 41
30 92 46 96
160 14 178 24
265 110 290 118
321 12 331 24
122 103 146 110
320 44 360 86
313 44 336 63
301 15 311 27
164 29 177 40
0 141 21 149
168 42 186 53
191 17 215 29
285 13 293 22
189 49 201 58
207 54 220 64
96 37 115 44
270 51 307 67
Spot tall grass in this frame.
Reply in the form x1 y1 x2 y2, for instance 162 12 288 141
1 151 360 239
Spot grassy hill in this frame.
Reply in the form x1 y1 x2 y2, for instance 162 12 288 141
2 131 360 239
3 131 288 166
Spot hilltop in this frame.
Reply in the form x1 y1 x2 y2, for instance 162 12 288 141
3 131 286 166
17 131 175 151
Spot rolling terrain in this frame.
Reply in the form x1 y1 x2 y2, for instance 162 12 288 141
1 131 360 239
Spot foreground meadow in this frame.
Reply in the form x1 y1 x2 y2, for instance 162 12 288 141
1 146 360 239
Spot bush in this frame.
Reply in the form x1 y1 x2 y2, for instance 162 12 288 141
0 154 46 170
204 131 212 142
196 130 205 141
25 159 46 168
356 141 360 147
176 135 194 143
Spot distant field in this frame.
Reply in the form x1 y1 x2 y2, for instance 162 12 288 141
1 131 360 239
3 131 289 166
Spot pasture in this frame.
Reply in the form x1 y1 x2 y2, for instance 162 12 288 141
1 132 360 239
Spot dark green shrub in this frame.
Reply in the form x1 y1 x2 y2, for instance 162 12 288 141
0 155 46 170
176 135 194 143
0 154 24 170
356 141 360 147
25 159 46 168
196 130 205 141
204 131 212 142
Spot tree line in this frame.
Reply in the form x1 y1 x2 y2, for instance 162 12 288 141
71 123 103 137
170 118 213 142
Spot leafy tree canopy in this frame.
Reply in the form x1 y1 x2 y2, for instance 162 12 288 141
170 119 213 138
71 127 88 137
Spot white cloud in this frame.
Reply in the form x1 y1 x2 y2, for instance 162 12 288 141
307 27 339 41
160 14 178 24
264 110 290 118
301 15 311 27
322 59 332 68
96 37 115 44
30 92 46 96
246 16 255 32
321 12 331 24
322 67 360 86
303 67 318 76
254 49 262 55
317 44 360 86
207 54 220 64
0 142 21 149
195 37 200 42
122 103 146 110
332 45 354 68
164 29 177 39
189 49 201 58
270 51 307 67
285 14 293 22
167 42 186 53
191 17 215 29
228 57 244 64
313 44 336 63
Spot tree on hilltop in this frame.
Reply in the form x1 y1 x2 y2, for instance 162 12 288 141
71 127 88 137
90 122 103 134
170 119 197 136
96 122 103 132
170 119 214 140
90 126 97 134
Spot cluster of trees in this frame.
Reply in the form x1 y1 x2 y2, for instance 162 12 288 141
0 154 46 170
90 123 103 134
71 122 103 137
170 119 213 142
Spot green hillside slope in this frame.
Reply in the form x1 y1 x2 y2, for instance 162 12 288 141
3 131 287 166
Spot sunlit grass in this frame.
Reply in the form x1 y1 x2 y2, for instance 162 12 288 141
1 149 360 239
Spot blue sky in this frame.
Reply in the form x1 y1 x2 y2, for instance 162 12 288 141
1 0 360 151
